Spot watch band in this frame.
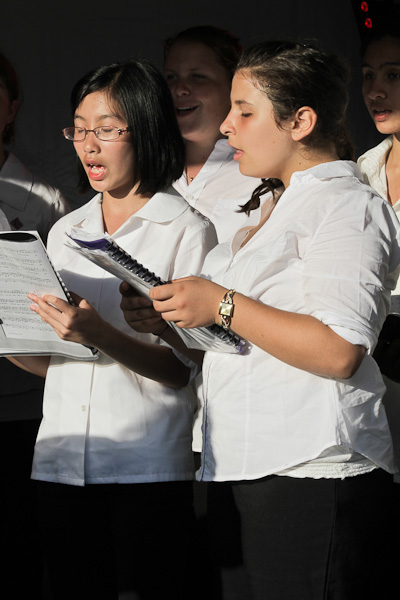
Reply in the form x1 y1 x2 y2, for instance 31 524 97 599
219 289 236 330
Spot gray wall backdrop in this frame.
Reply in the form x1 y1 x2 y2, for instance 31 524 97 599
0 0 384 209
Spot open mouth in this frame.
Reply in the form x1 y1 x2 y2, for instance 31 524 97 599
176 105 198 117
233 148 244 161
372 108 391 121
87 163 106 180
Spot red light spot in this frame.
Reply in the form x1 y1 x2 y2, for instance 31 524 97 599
365 17 373 28
361 1 368 11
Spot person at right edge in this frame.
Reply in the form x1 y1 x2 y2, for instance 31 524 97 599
357 15 400 501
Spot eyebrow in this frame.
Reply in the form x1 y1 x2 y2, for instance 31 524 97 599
234 100 254 107
362 61 400 69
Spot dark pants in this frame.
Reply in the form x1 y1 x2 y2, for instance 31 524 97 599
0 418 44 600
208 469 397 600
36 479 197 600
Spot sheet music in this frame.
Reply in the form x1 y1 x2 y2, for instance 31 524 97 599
0 237 66 340
0 231 97 359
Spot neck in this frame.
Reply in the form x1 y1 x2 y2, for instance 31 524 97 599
281 147 338 189
184 136 224 185
184 134 224 173
102 190 151 235
385 134 400 206
390 132 400 157
0 146 5 170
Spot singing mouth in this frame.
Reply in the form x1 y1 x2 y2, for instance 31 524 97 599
176 105 198 116
86 162 106 179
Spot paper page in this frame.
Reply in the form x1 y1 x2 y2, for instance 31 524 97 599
0 233 68 341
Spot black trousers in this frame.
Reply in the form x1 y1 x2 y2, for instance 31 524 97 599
208 469 397 600
36 479 197 600
0 418 44 600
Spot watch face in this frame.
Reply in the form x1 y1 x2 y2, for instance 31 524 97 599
220 302 233 316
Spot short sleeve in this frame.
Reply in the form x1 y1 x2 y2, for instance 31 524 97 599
303 190 400 353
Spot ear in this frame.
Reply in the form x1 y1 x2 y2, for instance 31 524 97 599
6 99 18 124
290 106 317 141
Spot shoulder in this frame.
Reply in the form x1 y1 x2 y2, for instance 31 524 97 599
288 161 398 233
47 195 99 242
358 136 393 169
357 137 392 197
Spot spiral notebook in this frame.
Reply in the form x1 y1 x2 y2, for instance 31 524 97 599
66 228 246 354
0 231 97 360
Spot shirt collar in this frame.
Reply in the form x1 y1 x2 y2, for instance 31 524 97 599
357 136 393 202
173 138 234 194
289 160 362 188
0 153 33 211
75 187 189 235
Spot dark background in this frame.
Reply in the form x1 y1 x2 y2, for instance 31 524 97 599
0 0 392 209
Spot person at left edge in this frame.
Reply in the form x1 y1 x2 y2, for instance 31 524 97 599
0 49 70 599
8 58 217 600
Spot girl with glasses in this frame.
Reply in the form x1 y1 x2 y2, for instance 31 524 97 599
9 58 216 600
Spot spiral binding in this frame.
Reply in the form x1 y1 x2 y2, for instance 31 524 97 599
77 236 245 352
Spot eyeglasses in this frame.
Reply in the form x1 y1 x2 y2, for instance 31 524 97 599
62 126 132 141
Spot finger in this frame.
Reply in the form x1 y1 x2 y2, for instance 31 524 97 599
69 291 84 306
124 306 160 322
170 276 198 284
28 295 66 326
120 295 153 311
119 281 141 297
149 283 178 301
29 300 65 333
28 293 70 314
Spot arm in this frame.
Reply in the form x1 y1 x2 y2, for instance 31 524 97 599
149 277 365 379
6 355 50 378
28 292 191 389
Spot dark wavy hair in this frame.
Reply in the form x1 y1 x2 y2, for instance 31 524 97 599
0 51 19 145
163 25 242 78
360 13 400 57
236 40 354 214
70 58 185 196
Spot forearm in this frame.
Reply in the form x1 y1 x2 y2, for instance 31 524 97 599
151 278 365 379
222 293 365 378
160 327 204 367
6 355 50 378
28 292 190 388
91 322 191 389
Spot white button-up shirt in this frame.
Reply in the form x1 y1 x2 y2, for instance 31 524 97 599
0 208 9 230
32 189 217 486
198 161 400 482
173 138 262 243
0 153 70 243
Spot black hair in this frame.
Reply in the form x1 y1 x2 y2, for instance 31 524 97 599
0 51 19 144
70 58 185 196
360 13 400 58
236 40 354 214
163 25 242 78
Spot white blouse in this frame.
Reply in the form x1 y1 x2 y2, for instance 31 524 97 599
198 161 400 482
173 138 262 243
32 189 217 486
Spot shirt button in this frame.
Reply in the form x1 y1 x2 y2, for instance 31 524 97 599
81 405 86 412
187 194 194 201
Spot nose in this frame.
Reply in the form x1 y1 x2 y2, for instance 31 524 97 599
171 77 191 97
82 130 100 153
220 111 235 136
365 78 387 100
